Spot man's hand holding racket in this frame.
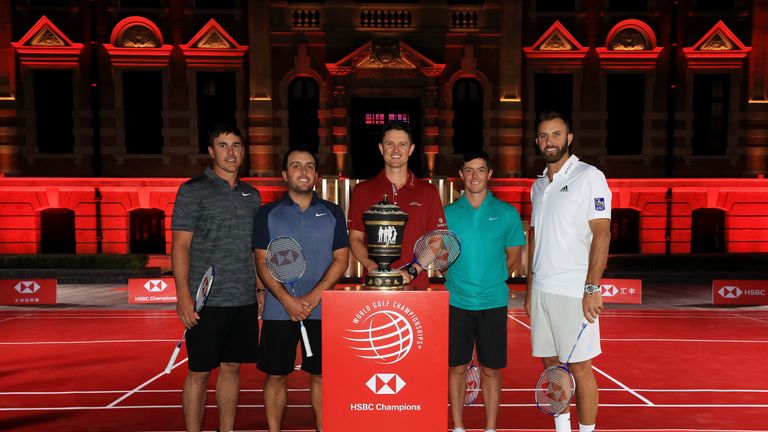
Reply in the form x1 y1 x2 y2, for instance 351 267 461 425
265 236 314 357
582 283 603 323
176 294 199 328
399 229 461 282
275 290 312 322
165 265 215 374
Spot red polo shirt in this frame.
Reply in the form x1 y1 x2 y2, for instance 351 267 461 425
348 170 447 288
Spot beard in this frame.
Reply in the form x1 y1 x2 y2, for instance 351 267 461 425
542 144 569 164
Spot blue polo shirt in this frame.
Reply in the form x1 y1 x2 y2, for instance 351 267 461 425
252 192 348 320
444 192 526 310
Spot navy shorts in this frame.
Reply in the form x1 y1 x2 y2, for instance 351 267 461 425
185 303 259 372
257 319 322 376
449 305 507 369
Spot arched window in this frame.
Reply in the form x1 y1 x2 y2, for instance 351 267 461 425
289 78 320 154
606 73 643 155
452 78 483 154
40 208 76 254
609 208 640 254
691 208 726 253
34 70 74 154
130 209 166 254
197 71 237 154
124 71 163 154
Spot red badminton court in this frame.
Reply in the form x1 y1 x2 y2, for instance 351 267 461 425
0 307 766 431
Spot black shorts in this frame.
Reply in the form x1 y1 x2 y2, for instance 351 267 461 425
449 305 507 369
257 319 321 376
185 303 259 372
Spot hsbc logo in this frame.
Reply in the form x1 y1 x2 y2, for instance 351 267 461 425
14 281 40 294
601 284 618 297
366 373 406 395
718 286 743 299
144 280 168 292
718 286 766 298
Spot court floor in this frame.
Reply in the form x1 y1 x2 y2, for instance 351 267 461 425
1 290 767 431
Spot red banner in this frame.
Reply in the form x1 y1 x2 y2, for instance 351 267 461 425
599 278 642 304
0 279 57 305
713 280 768 305
128 277 177 304
322 290 448 432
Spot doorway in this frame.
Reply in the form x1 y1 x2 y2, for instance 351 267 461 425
350 98 421 179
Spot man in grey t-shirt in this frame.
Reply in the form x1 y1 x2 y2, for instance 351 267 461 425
171 124 260 432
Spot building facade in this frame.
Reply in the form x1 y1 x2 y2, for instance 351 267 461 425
0 0 766 178
0 1 767 260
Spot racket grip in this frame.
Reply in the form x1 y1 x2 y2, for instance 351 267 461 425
300 322 313 358
165 344 182 374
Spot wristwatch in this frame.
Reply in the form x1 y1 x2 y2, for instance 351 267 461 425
584 283 601 295
405 264 419 278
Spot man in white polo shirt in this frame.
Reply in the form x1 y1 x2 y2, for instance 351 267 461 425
525 110 611 432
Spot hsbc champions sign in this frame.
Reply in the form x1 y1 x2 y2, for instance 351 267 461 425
323 290 448 432
0 279 57 305
713 280 768 305
599 278 643 304
128 277 177 304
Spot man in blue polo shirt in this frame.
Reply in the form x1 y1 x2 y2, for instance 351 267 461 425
252 148 349 432
444 149 525 432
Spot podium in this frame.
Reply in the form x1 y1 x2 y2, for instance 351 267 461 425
322 289 448 432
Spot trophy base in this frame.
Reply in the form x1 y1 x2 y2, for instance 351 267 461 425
364 270 405 290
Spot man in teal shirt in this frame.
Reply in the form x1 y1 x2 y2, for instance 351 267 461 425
445 150 526 432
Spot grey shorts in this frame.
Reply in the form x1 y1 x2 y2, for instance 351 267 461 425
530 289 601 363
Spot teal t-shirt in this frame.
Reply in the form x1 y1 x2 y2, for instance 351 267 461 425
444 192 526 310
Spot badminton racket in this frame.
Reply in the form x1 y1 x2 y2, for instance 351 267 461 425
464 351 481 405
164 265 215 374
266 236 313 358
399 229 461 272
534 321 589 415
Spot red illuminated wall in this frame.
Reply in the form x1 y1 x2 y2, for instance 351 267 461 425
0 178 286 254
489 178 768 254
1 177 767 255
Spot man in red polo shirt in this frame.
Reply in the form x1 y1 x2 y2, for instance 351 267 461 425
347 120 447 289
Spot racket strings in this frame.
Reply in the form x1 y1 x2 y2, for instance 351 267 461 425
193 267 215 312
266 237 306 284
464 365 482 405
413 230 461 270
535 366 574 415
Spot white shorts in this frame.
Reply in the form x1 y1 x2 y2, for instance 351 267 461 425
530 289 601 363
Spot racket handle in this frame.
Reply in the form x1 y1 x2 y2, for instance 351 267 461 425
300 322 313 358
165 329 187 374
165 344 182 374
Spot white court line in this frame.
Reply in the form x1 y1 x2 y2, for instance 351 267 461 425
11 315 176 320
7 388 764 395
508 315 654 406
4 387 765 396
0 338 176 345
2 403 767 411
599 314 768 320
603 338 768 343
0 404 313 412
107 360 188 408
0 313 31 323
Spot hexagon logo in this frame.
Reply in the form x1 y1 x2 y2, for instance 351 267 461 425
14 281 40 294
144 280 168 292
365 373 406 395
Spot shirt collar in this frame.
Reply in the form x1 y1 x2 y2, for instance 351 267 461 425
540 154 580 180
205 166 241 189
375 169 418 193
279 191 319 209
459 190 494 209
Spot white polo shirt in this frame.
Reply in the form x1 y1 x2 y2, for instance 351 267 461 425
530 155 612 298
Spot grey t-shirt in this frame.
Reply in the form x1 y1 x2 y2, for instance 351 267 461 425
171 167 261 307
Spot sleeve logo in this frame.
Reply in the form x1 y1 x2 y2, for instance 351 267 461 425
594 198 606 211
